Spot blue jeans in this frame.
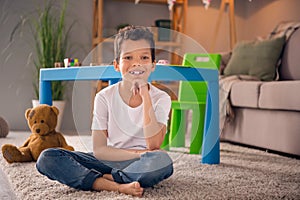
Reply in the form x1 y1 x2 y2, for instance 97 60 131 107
36 148 173 191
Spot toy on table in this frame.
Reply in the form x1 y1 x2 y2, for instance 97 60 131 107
1 104 74 163
157 59 170 65
64 58 81 67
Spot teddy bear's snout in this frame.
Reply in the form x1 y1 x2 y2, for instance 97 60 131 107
32 123 50 135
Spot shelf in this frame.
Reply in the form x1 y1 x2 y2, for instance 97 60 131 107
111 0 185 5
91 0 187 93
101 37 181 48
92 0 187 49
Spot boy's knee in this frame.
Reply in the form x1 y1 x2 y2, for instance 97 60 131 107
142 151 173 169
138 152 173 188
36 148 63 173
138 163 173 188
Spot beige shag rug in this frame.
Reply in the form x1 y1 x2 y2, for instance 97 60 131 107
0 131 300 200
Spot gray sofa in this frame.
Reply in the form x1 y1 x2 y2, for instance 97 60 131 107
220 26 300 156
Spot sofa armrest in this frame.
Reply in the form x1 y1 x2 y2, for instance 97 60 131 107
219 51 232 75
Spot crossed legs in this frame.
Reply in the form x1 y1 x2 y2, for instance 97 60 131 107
36 149 173 197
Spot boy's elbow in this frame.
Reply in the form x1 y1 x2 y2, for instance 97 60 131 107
146 130 165 150
148 146 160 151
147 141 161 150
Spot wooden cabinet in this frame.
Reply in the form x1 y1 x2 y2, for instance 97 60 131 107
92 0 187 64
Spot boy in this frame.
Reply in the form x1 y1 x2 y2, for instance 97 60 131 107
37 26 173 197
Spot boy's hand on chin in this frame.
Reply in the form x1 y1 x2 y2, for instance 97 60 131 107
131 79 148 96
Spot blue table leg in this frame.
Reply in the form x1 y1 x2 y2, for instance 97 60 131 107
109 78 120 85
201 81 220 164
39 80 53 105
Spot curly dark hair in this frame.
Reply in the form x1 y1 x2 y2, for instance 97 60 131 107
114 25 155 63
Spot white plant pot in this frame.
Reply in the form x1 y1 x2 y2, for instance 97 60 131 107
32 100 66 131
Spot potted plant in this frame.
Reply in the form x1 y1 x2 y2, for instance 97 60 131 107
11 0 74 130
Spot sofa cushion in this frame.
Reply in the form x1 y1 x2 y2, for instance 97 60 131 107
280 28 300 80
224 36 285 81
259 81 300 111
230 81 263 108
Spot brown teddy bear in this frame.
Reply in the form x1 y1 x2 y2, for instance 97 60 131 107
2 104 74 163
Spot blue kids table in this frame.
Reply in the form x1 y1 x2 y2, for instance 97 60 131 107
39 65 220 164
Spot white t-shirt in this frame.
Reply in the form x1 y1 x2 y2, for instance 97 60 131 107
91 82 171 150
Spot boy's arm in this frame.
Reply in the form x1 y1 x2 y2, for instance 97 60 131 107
92 130 144 161
139 84 166 150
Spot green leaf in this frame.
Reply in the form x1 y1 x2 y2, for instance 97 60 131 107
11 0 72 100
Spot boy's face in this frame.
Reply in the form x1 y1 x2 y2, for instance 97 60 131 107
114 39 155 83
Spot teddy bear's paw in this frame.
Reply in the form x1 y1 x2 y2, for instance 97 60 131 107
2 145 18 163
1 144 23 163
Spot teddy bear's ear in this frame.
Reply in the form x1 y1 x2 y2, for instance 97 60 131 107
51 106 59 116
25 109 32 119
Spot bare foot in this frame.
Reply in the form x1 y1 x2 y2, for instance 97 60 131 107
118 182 144 197
92 177 143 197
103 174 114 181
